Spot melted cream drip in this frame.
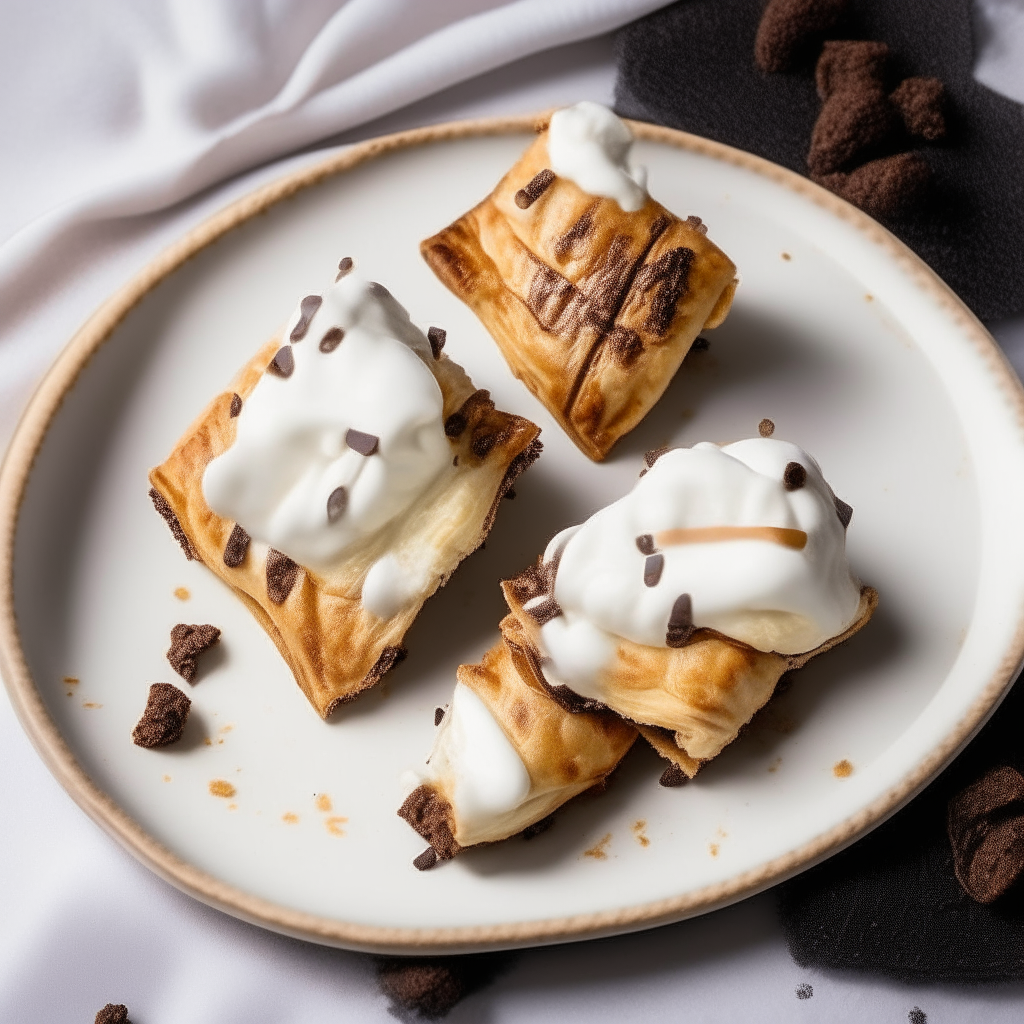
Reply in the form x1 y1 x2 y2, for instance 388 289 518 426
202 268 450 576
546 101 648 212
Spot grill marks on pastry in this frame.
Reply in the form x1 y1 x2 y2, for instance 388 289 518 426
267 346 295 378
666 593 694 648
427 326 446 359
319 327 344 353
644 553 665 588
783 461 807 490
149 488 197 560
223 523 250 567
289 295 322 341
266 548 299 604
633 246 695 336
553 204 597 258
229 393 242 417
607 326 644 367
327 486 348 523
514 168 555 209
345 429 380 456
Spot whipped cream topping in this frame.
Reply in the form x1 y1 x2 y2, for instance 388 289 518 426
536 440 862 701
423 683 532 845
547 101 648 213
202 266 450 573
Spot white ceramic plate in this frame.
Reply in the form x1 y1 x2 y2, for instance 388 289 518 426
4 116 1024 954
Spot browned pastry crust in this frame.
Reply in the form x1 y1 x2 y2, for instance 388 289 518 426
502 560 877 778
149 335 541 719
421 125 738 461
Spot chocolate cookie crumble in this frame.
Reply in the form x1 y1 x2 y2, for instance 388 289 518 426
167 623 221 683
95 1005 130 1024
132 683 191 748
377 954 511 1020
659 763 690 787
427 326 446 359
759 417 775 437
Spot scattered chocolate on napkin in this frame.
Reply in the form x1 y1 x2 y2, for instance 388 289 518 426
615 0 1024 322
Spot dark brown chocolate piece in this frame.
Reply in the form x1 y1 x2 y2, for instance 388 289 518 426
335 256 354 281
427 326 446 359
636 533 656 555
266 549 299 604
95 1005 130 1024
523 814 555 839
149 488 197 561
434 707 445 727
891 76 947 141
470 429 502 460
659 763 690 787
413 847 438 871
229 393 242 417
644 446 670 469
345 429 380 456
816 151 931 219
319 327 344 353
326 486 348 523
378 960 464 1018
666 593 694 648
223 523 250 567
690 336 710 352
759 417 775 437
525 597 562 626
833 494 853 529
132 683 191 748
398 785 461 860
167 623 221 684
369 281 392 300
267 346 294 378
816 40 889 100
644 553 665 588
783 461 807 490
444 389 492 439
686 214 709 235
514 168 556 209
754 0 848 73
290 294 322 341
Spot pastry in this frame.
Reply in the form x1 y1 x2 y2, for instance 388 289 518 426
421 101 739 461
398 613 637 863
149 261 541 718
501 438 876 778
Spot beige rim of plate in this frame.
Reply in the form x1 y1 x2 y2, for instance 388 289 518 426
2 114 1023 954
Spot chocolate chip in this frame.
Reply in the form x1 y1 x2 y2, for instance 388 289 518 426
523 815 555 839
754 0 848 74
319 327 344 353
815 40 889 100
784 462 807 490
505 488 516 500
223 523 250 567
345 429 379 456
166 623 221 684
759 418 775 437
149 488 197 561
659 763 690 787
427 326 446 359
891 76 947 141
289 295 322 341
132 683 191 748
525 597 563 626
95 1005 130 1024
833 494 853 529
815 151 931 219
644 446 670 468
636 534 656 555
266 549 299 604
691 336 710 352
369 281 392 300
514 168 556 209
666 593 694 648
644 553 665 587
335 257 354 281
267 346 294 378
434 707 445 727
413 847 438 871
444 412 466 438
229 393 242 417
686 214 709 235
327 486 348 523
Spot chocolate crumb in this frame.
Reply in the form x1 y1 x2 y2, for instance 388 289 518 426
908 1009 927 1024
754 0 848 74
345 428 380 456
267 345 295 378
808 78 898 176
783 461 807 490
523 814 555 839
414 847 439 871
434 707 445 727
223 523 250 567
691 336 710 352
636 533 656 555
132 683 190 748
327 486 348 523
505 488 516 500
666 593 694 648
444 412 467 438
319 327 345 353
514 168 556 209
148 488 197 561
833 494 853 528
759 417 775 437
815 40 889 100
644 553 664 588
95 1005 129 1024
686 214 709 235
659 763 689 787
428 326 447 359
644 446 670 468
891 76 946 141
796 983 814 1000
290 295 322 341
229 393 242 417
167 623 221 683
398 785 460 860
816 151 931 219
377 954 511 1020
525 597 563 626
335 257 354 281
266 549 299 604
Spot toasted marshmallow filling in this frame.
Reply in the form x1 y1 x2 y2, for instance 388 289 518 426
202 267 450 574
536 439 862 701
547 101 648 212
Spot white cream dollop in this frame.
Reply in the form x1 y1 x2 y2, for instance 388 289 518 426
202 268 450 573
547 101 648 212
537 439 862 700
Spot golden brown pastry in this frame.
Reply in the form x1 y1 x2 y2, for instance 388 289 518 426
421 102 738 461
149 261 541 718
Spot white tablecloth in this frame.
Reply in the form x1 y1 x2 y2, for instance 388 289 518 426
4 2 1024 1020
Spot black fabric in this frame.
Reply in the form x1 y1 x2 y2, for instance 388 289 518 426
614 0 1024 322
